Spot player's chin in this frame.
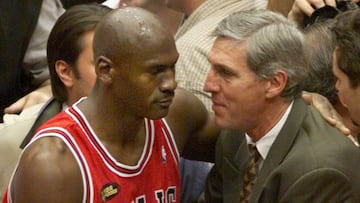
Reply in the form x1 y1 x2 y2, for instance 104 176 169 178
148 108 170 120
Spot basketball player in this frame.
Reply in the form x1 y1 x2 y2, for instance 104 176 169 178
3 7 217 203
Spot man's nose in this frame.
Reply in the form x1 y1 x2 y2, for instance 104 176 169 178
160 70 177 91
204 68 218 93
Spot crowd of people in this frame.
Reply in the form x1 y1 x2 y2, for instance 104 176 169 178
1 0 360 202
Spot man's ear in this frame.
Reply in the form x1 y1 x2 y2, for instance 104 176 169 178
96 56 113 83
265 70 288 98
55 60 74 88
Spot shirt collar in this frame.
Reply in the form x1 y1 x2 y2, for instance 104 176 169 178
246 101 294 160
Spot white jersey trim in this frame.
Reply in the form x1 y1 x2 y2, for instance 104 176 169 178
67 105 154 177
30 127 92 203
161 118 180 162
7 126 93 203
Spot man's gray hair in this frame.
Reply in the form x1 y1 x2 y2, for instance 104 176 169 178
213 9 308 100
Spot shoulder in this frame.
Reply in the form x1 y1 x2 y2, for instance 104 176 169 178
166 88 208 135
217 130 245 157
36 109 76 132
283 101 360 166
267 132 360 201
165 88 217 156
266 99 360 188
275 168 360 202
10 136 83 202
299 102 358 155
286 98 355 156
274 105 360 190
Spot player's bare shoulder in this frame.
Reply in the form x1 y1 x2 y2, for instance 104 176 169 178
10 137 83 203
167 88 207 128
165 88 210 151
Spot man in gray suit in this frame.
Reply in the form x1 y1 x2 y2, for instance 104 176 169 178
203 9 360 202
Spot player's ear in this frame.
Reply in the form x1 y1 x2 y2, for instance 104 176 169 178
55 60 74 88
96 56 113 84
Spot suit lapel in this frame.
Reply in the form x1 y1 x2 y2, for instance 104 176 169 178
251 98 308 202
223 137 250 202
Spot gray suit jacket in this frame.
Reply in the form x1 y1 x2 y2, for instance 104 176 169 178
205 98 360 203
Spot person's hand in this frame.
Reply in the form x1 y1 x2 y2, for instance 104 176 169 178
288 0 336 26
347 135 359 147
302 91 351 136
4 80 52 114
303 91 358 146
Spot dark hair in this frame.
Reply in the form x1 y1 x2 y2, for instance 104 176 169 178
303 20 338 104
333 8 360 88
336 0 359 11
47 3 111 103
304 1 358 27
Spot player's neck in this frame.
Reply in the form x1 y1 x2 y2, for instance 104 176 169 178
79 96 145 139
78 96 148 165
102 124 147 166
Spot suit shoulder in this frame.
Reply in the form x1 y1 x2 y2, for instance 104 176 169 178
300 105 358 154
217 130 245 159
276 102 360 176
286 106 360 171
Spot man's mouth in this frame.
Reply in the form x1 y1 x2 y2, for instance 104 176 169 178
157 97 173 108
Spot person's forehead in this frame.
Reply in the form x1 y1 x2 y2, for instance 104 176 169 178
108 9 168 37
211 38 246 55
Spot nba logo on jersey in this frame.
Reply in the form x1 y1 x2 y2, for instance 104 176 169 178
161 145 167 164
101 183 119 202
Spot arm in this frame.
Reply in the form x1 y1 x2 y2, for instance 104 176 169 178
4 80 52 114
166 88 219 162
279 168 355 202
11 137 83 203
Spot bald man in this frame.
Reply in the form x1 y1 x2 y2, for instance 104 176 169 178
3 7 218 203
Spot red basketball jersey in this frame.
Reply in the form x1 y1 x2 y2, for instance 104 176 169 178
3 105 180 203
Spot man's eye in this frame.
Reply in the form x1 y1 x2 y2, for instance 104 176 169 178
218 68 233 77
151 66 165 75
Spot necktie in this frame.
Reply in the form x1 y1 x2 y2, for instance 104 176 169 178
240 145 261 203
